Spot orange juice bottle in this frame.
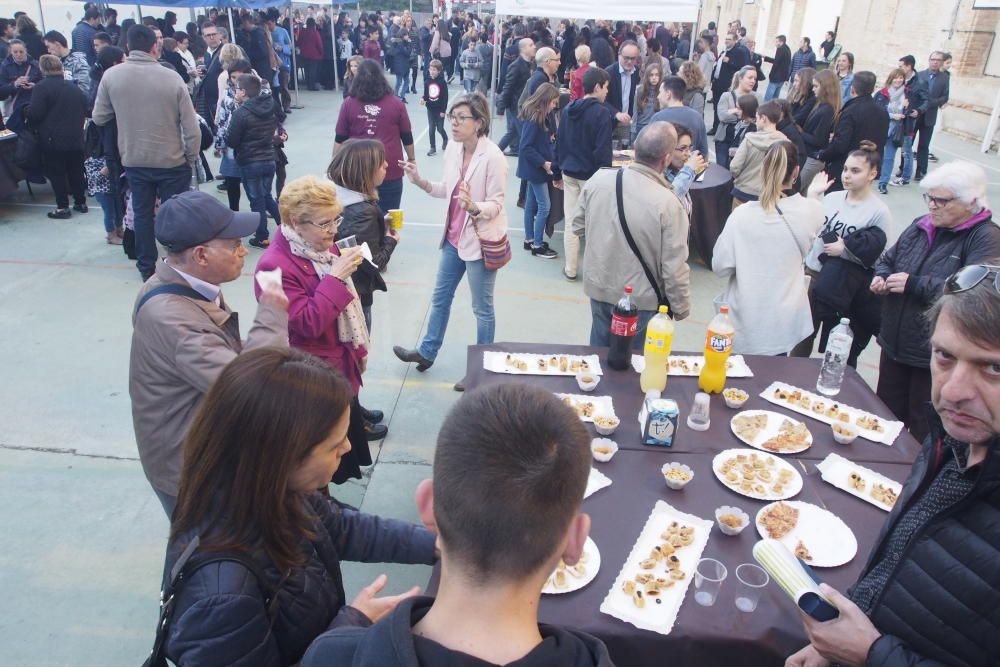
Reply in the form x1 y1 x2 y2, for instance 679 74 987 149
698 306 734 394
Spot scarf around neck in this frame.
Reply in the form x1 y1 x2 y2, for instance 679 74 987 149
280 224 370 351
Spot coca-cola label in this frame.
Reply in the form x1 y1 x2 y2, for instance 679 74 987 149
706 331 733 354
611 314 638 337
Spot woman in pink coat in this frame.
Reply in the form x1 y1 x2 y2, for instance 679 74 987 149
391 93 508 391
254 175 376 482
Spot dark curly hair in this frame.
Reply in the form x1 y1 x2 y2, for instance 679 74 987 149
349 58 394 102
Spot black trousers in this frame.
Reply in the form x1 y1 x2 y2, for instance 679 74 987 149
915 116 935 175
427 108 448 149
43 148 86 209
876 350 932 444
303 59 320 90
332 396 373 484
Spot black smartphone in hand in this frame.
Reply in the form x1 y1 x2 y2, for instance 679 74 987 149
822 231 839 244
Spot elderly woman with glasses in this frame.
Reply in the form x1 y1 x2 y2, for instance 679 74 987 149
392 93 508 392
871 161 1000 442
254 175 376 482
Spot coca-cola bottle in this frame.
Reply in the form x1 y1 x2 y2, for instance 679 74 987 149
607 286 638 371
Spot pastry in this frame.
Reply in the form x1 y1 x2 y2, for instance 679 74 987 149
760 502 799 539
794 540 813 562
559 356 568 372
549 356 558 368
537 358 548 371
848 472 866 492
719 513 743 529
734 413 769 442
871 483 899 507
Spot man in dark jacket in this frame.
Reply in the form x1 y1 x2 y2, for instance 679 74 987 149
236 13 273 85
914 51 950 181
604 40 641 145
788 271 1000 667
710 32 750 133
301 383 614 667
762 34 791 101
197 23 224 128
556 67 613 281
71 8 101 66
497 37 535 156
816 71 888 192
227 74 280 247
788 37 816 84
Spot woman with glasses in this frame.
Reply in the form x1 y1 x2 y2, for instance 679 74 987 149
254 175 377 480
392 93 508 392
665 123 707 216
871 161 1000 442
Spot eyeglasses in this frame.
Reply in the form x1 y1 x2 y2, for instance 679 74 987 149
675 144 692 153
944 264 1000 294
621 55 638 62
448 112 475 122
923 193 956 208
304 216 343 232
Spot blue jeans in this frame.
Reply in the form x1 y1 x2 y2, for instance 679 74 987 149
879 130 914 186
764 81 783 101
126 163 191 277
394 71 409 99
463 77 477 92
240 160 281 241
93 191 117 233
418 241 497 361
589 299 656 350
715 140 732 170
497 112 521 154
524 180 550 248
376 177 403 214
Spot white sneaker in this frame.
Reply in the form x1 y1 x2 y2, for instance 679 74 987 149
889 177 909 187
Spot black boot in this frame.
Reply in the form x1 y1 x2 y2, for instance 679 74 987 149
359 405 384 423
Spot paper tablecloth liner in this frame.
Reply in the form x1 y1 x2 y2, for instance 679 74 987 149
630 354 754 377
758 381 904 446
484 351 604 376
815 453 903 512
554 393 616 423
585 467 612 499
599 500 713 636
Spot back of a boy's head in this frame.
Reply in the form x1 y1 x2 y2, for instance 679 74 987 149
433 383 590 581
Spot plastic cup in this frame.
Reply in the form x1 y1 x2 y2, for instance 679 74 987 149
694 558 727 607
335 235 358 250
387 209 404 231
734 563 769 613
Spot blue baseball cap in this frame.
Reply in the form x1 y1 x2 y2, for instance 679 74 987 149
155 191 260 253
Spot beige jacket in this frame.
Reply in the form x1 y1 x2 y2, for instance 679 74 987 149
729 129 787 197
92 51 201 169
129 261 288 495
573 163 691 319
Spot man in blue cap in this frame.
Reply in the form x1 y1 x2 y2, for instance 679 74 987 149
129 191 289 517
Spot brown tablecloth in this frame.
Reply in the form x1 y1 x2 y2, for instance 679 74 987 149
447 342 923 667
689 163 734 267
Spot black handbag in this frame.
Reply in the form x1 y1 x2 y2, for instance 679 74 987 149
615 168 673 316
13 121 42 171
142 537 278 667
890 121 904 148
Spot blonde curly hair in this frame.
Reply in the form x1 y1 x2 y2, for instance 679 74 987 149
278 175 344 227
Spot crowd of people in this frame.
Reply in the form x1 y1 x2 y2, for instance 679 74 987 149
2 5 999 667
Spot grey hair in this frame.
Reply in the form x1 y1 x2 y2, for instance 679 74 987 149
574 44 591 64
535 46 556 66
633 121 677 167
920 161 989 210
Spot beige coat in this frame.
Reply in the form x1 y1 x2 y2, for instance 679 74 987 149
729 129 787 197
573 163 692 319
129 261 288 495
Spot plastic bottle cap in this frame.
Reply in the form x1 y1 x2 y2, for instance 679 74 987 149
840 317 850 325
659 305 669 314
720 305 729 314
624 286 634 294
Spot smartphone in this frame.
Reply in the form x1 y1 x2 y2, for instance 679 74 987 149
821 231 839 244
798 561 841 622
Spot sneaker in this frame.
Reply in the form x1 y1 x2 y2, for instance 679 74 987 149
928 153 938 163
878 184 888 195
453 380 465 392
248 238 270 249
523 240 532 251
47 208 72 219
73 203 89 213
889 177 909 187
562 268 577 281
217 181 228 192
532 245 559 259
427 149 437 156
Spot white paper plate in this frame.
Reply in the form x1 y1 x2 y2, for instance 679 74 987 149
585 467 612 499
542 537 601 594
712 448 803 501
555 393 617 424
755 500 857 568
483 351 603 376
630 354 754 377
815 453 903 512
730 410 813 455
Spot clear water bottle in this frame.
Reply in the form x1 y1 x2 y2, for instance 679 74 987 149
816 318 854 396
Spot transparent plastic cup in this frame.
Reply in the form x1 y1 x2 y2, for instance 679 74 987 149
734 563 770 613
334 235 358 250
694 558 728 607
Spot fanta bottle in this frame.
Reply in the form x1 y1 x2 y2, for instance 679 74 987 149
640 306 673 393
698 306 734 394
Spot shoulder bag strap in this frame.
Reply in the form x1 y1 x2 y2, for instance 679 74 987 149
774 204 809 262
134 283 211 317
616 169 672 317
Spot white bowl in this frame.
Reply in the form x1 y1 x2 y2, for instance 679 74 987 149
723 389 749 409
576 373 600 392
832 423 858 444
661 462 694 490
591 438 619 462
594 415 620 436
714 505 750 535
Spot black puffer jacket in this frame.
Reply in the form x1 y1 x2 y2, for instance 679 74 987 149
875 212 1000 368
799 101 834 158
164 493 436 667
0 54 41 132
24 75 89 151
226 95 278 165
334 187 398 306
850 417 1000 667
817 94 889 191
499 56 531 113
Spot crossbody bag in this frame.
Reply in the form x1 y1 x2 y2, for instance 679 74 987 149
616 169 672 316
775 203 812 290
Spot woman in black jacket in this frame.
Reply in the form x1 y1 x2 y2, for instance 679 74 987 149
788 66 816 127
871 161 1000 442
0 40 41 134
14 15 45 61
26 55 89 219
163 348 435 667
797 68 840 193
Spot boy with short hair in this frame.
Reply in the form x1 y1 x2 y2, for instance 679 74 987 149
458 35 482 93
301 383 614 667
420 59 449 156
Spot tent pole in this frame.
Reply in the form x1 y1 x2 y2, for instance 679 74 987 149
288 1 302 107
136 5 142 23
691 5 703 62
228 7 236 42
36 0 45 32
490 14 501 137
331 1 338 91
